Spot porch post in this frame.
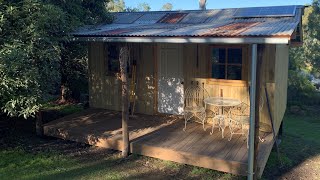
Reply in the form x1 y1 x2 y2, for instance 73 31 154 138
119 43 130 157
248 44 257 180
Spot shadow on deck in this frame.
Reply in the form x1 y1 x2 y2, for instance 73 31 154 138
43 108 274 177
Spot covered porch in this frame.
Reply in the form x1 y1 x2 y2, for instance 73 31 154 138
43 108 274 177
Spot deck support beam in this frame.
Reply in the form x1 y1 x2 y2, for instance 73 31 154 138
119 43 130 157
248 44 257 180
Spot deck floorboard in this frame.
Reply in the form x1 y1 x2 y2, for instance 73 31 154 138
43 108 274 177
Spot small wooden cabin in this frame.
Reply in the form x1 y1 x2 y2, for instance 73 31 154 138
70 5 304 177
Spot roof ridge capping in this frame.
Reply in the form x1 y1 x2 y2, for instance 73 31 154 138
112 5 304 14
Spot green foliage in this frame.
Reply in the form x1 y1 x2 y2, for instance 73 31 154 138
288 3 320 103
106 0 126 12
137 3 151 11
0 0 110 118
161 3 173 11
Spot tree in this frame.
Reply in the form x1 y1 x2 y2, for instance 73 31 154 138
138 2 151 11
0 0 110 118
106 0 126 12
161 3 173 11
199 0 207 10
287 2 320 101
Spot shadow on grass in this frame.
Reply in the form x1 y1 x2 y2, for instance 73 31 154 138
262 114 320 179
26 154 142 180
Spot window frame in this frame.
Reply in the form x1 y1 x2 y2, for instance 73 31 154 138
105 43 134 77
209 45 246 81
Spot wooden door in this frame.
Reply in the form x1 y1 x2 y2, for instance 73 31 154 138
158 44 184 115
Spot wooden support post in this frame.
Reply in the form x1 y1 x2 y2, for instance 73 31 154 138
119 44 130 157
253 45 263 179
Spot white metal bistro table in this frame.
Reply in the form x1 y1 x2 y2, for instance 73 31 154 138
204 97 241 138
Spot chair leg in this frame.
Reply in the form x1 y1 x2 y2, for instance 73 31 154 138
183 113 191 131
210 122 215 135
228 124 234 141
219 117 226 138
221 127 225 138
210 117 218 135
183 119 187 131
201 112 206 131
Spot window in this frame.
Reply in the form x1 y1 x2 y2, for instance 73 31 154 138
106 44 134 77
211 47 242 80
107 44 120 74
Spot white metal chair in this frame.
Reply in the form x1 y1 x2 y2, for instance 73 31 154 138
183 82 209 131
209 105 232 138
227 95 265 148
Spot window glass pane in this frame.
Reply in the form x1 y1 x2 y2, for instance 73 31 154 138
108 44 120 73
212 64 225 79
212 48 226 63
228 48 242 64
227 65 241 80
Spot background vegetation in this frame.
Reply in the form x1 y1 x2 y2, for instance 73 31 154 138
288 1 320 106
1 0 320 117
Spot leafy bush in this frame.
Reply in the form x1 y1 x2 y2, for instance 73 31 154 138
0 0 111 119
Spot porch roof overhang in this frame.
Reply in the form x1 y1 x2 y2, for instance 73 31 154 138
72 36 290 44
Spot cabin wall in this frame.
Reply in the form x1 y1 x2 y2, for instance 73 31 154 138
88 42 155 114
88 42 122 111
135 44 156 115
88 42 281 133
274 44 289 134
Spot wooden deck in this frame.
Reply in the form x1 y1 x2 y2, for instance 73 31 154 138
44 108 178 150
43 109 274 177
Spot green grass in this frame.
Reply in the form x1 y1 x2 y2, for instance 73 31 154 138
0 149 74 180
42 103 83 115
263 113 320 178
0 148 129 180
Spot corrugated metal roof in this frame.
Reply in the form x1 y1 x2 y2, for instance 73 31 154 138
158 13 188 23
73 5 303 38
134 13 167 24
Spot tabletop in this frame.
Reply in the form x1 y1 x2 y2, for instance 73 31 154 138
204 97 241 107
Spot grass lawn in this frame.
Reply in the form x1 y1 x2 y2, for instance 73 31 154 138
0 111 319 179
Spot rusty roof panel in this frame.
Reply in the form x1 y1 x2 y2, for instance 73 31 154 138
134 13 167 24
201 22 261 36
158 13 188 23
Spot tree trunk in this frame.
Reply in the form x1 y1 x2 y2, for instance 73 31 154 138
253 45 264 179
36 111 44 136
119 44 130 157
199 0 207 10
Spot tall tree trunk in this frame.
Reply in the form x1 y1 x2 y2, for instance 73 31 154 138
60 44 68 104
119 44 130 157
199 0 207 10
253 45 264 179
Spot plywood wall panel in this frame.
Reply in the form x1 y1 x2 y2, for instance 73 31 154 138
274 44 289 134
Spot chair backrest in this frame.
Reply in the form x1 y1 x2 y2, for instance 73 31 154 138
230 102 250 118
184 82 209 107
